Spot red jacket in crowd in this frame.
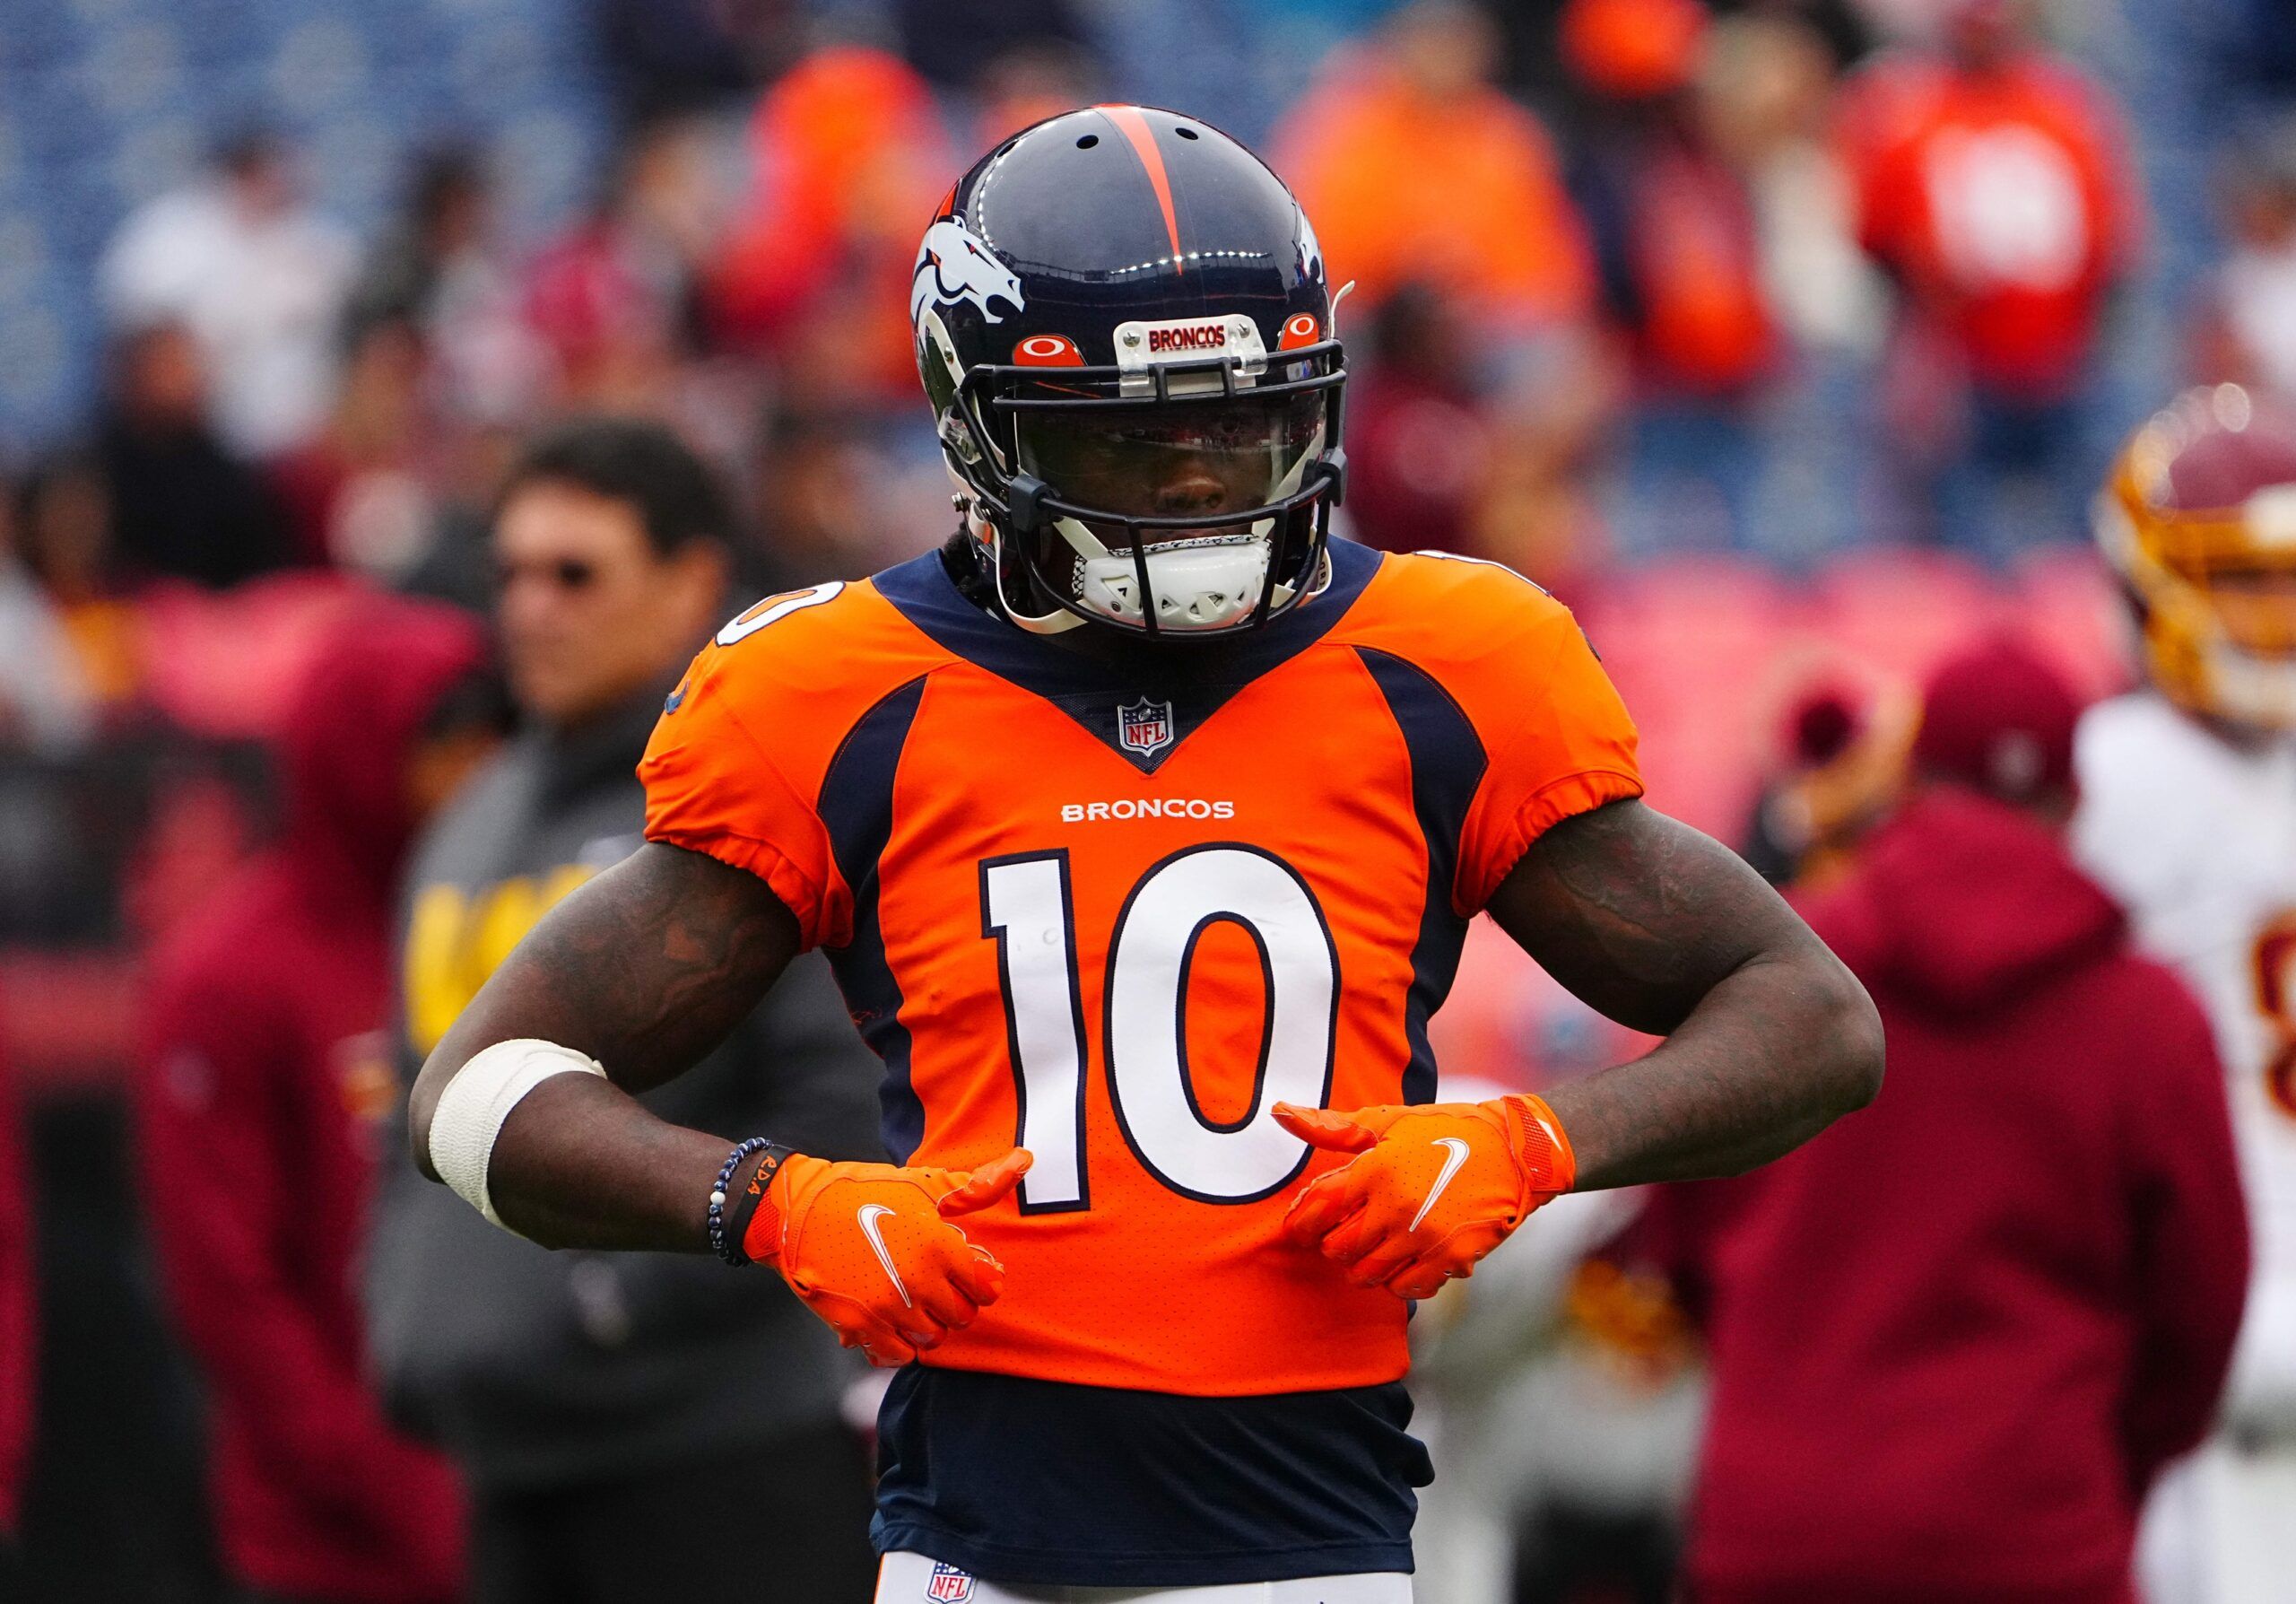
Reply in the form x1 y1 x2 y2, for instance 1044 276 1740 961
0 1029 30 1547
1643 789 2248 1604
138 596 486 1601
1841 48 2141 400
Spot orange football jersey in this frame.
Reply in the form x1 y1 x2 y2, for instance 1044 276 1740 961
639 537 1639 1396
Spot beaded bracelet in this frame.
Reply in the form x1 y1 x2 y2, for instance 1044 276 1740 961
707 1138 772 1266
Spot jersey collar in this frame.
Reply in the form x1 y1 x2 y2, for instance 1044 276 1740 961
873 535 1384 773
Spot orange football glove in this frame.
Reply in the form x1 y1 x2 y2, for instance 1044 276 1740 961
743 1148 1030 1365
1272 1096 1575 1301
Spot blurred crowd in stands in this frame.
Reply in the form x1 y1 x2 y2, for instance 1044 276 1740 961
3 0 2295 1598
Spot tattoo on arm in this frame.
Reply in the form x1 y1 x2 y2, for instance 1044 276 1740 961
1487 799 1884 1190
409 842 804 1251
473 841 801 1092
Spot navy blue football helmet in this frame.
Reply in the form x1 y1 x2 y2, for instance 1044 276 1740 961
911 105 1346 639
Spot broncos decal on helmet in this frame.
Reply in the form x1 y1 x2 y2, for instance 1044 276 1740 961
911 219 1026 327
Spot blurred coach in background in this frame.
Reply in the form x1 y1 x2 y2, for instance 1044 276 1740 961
362 419 883 1604
1640 639 2248 1604
140 593 502 1604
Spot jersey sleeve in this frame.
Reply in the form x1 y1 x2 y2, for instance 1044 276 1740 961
1351 554 1643 914
1453 599 1643 911
639 642 841 948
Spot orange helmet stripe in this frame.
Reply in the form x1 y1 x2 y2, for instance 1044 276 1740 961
1098 105 1183 274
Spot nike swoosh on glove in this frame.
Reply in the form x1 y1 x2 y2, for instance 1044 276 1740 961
744 1148 1031 1365
1272 1096 1575 1301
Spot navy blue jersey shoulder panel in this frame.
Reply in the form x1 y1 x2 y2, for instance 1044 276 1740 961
817 676 928 1161
872 1366 1428 1586
1354 647 1486 1105
872 537 1383 773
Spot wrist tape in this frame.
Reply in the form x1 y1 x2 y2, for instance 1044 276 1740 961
427 1038 607 1229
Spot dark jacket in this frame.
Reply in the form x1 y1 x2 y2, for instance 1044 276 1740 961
0 1016 28 1546
1644 788 2249 1604
138 596 485 1600
98 410 291 589
363 676 882 1492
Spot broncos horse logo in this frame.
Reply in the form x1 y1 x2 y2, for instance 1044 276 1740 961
912 219 1026 326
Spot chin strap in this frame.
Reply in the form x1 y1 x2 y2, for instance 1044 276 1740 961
970 514 1089 636
939 526 999 615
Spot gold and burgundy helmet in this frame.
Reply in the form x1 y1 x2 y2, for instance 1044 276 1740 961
2097 384 2296 729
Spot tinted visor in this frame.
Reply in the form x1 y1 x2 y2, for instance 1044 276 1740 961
1013 391 1326 531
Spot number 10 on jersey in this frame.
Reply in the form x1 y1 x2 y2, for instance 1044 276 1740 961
979 845 1342 1212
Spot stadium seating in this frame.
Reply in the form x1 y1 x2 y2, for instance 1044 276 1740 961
0 0 611 449
1578 547 2126 837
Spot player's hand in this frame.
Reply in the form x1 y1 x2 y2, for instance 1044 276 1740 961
744 1148 1031 1365
1272 1096 1575 1301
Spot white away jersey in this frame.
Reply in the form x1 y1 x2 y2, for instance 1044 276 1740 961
2074 692 2296 1431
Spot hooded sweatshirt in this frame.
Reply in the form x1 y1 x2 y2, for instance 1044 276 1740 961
138 593 487 1601
1642 788 2248 1604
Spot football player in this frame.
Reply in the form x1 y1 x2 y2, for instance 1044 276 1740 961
2077 383 2296 1604
408 107 1883 1602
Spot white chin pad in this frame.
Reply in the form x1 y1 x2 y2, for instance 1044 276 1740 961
1078 538 1273 632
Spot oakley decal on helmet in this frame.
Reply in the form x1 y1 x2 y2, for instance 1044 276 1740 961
911 105 1347 639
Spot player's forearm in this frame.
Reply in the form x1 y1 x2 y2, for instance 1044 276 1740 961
1488 800 1884 1191
480 1070 729 1251
409 1016 750 1253
1544 945 1883 1190
404 842 804 1248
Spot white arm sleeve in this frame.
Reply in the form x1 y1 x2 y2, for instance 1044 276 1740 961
426 1038 608 1230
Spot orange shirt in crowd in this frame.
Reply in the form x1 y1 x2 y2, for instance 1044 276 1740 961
57 598 143 710
711 47 952 401
1623 136 1778 396
1273 57 1595 332
1839 49 2142 398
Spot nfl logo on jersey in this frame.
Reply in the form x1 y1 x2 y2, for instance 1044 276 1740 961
1118 696 1175 757
925 1561 975 1601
